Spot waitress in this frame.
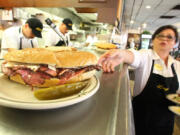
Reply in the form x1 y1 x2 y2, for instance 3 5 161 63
98 25 180 135
0 18 43 59
45 18 72 47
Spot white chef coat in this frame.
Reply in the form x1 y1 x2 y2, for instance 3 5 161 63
130 49 180 96
0 26 38 59
44 27 70 46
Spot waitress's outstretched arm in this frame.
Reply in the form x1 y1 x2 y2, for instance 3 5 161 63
98 49 134 72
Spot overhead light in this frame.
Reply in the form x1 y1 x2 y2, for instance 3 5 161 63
146 5 151 9
130 20 134 24
142 23 147 28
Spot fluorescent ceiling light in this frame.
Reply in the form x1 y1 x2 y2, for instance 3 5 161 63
142 23 147 28
130 20 134 24
146 5 151 9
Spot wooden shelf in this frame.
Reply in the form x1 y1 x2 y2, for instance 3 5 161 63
79 0 107 3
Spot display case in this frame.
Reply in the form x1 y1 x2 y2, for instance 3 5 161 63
140 34 152 49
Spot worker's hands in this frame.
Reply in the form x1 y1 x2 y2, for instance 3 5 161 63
98 49 124 73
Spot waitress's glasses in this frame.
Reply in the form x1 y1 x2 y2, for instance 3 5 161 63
156 34 175 41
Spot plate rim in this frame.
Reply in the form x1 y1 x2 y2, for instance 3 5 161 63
166 93 180 105
0 75 100 110
168 106 180 116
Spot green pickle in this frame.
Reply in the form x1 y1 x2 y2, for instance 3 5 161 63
34 81 89 100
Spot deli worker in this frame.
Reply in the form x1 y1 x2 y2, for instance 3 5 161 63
45 18 73 47
0 18 43 59
98 25 180 135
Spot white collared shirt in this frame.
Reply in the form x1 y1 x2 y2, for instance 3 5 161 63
130 49 180 96
0 26 38 59
44 27 70 46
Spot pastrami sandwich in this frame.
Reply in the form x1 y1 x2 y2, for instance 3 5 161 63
2 48 101 87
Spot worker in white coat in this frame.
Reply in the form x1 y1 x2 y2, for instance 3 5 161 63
45 18 72 47
0 18 43 59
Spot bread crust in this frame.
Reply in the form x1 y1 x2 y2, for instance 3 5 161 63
55 51 97 68
4 48 97 68
9 70 95 87
4 48 59 65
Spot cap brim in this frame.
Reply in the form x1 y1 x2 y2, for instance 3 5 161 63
67 26 72 30
65 24 72 30
32 29 42 38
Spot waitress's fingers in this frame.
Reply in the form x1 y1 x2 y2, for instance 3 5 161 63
100 57 110 67
110 63 116 72
101 61 107 72
109 61 116 72
106 60 120 72
102 61 112 73
102 61 109 72
103 61 108 72
106 61 114 72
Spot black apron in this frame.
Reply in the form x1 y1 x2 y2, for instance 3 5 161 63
55 32 68 46
132 60 179 135
55 38 68 46
19 38 34 50
19 28 34 50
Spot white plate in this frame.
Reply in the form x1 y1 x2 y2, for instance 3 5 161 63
168 106 180 116
0 74 100 110
166 94 180 105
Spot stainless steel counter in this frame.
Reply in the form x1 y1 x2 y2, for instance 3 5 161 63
0 49 135 135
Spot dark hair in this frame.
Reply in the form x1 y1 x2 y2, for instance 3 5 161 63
152 25 179 43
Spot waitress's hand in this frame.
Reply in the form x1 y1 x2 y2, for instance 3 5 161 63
98 49 124 73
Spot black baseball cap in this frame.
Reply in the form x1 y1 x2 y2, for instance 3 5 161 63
62 18 73 30
26 18 43 38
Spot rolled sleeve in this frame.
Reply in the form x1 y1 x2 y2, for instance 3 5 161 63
129 49 142 68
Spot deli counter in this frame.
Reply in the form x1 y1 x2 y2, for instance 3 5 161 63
0 49 135 135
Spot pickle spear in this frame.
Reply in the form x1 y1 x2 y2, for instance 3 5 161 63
34 81 89 100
